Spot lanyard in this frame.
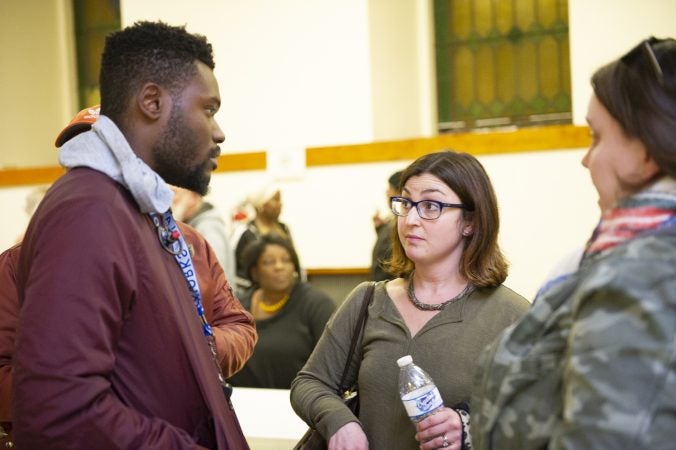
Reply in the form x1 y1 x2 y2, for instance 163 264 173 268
149 211 229 391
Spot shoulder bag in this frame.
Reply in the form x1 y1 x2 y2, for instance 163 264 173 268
293 282 376 450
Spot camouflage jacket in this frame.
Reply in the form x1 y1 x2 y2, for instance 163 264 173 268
470 223 676 449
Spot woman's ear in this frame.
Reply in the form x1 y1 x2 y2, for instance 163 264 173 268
641 152 662 182
250 266 259 283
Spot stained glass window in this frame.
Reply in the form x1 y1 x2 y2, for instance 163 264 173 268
72 0 121 108
434 0 571 131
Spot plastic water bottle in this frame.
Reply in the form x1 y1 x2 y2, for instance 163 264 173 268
397 355 444 423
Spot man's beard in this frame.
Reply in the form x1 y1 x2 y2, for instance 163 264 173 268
152 106 212 196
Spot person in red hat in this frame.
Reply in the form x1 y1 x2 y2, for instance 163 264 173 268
53 105 101 147
11 21 253 450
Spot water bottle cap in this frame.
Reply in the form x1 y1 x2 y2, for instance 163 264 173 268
397 355 413 367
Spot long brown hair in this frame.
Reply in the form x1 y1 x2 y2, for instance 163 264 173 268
385 150 508 288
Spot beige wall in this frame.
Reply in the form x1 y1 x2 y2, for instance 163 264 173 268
123 0 378 153
569 0 676 125
368 0 436 139
0 0 77 168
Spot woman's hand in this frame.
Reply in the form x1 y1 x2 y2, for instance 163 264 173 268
414 407 462 450
328 421 369 450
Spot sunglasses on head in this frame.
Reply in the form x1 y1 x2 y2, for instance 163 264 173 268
620 37 675 87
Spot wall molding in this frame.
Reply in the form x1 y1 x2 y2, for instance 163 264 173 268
306 267 369 276
0 166 67 187
0 125 590 187
0 151 268 187
306 124 590 166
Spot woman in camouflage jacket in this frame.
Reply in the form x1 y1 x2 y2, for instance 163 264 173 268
471 37 676 449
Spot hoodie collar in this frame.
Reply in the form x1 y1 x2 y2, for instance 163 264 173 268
58 115 173 213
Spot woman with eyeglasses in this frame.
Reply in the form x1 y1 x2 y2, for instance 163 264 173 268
470 37 676 450
291 151 529 450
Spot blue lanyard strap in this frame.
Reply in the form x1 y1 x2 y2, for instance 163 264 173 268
149 211 228 389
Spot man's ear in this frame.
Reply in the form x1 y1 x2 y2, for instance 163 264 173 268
136 82 165 121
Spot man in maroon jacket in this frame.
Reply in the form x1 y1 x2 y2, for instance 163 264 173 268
12 21 254 449
1 225 256 448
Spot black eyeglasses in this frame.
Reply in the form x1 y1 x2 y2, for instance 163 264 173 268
390 196 471 220
621 37 674 87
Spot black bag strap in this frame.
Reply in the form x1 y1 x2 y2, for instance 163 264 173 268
337 282 375 394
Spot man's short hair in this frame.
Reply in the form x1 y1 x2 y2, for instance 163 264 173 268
99 21 215 122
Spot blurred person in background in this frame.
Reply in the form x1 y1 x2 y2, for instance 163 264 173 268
370 170 403 281
0 244 19 448
234 183 298 291
173 185 236 283
13 184 49 244
229 233 335 389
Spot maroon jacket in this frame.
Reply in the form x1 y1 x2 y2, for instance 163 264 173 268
13 168 251 449
0 244 19 447
181 223 257 378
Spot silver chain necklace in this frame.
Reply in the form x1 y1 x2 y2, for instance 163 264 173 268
406 271 474 311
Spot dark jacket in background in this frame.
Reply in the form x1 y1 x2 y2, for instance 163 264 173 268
370 219 395 281
229 281 335 389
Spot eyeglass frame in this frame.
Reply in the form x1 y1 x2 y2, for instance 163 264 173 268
620 36 672 87
390 196 471 220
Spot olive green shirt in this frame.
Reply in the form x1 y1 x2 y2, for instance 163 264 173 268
291 280 529 449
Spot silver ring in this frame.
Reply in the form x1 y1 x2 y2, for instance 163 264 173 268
442 433 449 448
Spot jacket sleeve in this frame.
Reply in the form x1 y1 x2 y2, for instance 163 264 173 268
204 241 257 378
179 221 257 378
552 255 676 449
0 245 20 424
290 282 371 440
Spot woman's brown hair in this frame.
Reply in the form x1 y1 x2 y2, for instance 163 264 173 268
385 150 508 288
592 37 676 177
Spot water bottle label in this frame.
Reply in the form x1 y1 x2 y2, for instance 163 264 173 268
401 386 443 420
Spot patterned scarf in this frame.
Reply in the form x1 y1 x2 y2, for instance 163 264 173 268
584 177 676 257
534 177 676 301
